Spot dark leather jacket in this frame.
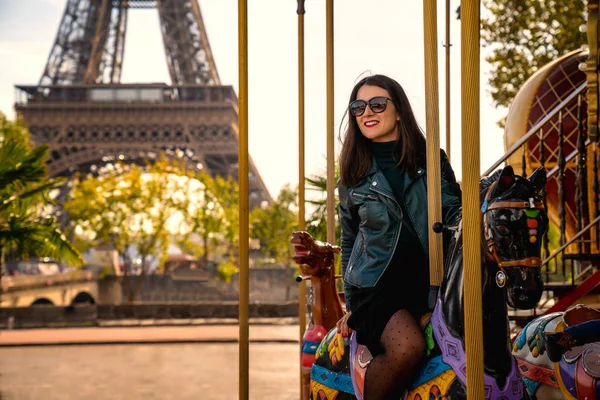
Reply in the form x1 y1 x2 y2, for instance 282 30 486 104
338 150 461 310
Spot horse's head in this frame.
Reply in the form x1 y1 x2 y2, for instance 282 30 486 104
290 231 341 278
481 166 548 310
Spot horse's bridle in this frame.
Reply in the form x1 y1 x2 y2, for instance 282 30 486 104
481 180 545 270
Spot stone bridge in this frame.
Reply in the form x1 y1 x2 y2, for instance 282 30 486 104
1 267 299 307
1 271 103 307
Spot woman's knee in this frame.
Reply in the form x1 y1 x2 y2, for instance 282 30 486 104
398 330 426 362
381 329 426 384
382 311 426 362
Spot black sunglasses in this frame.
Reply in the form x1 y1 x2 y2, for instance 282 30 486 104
349 96 394 117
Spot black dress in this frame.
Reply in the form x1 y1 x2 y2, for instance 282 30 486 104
346 141 429 356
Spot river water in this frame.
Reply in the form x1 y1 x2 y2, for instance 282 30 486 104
0 343 299 399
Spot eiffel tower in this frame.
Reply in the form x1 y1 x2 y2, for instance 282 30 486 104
14 0 271 207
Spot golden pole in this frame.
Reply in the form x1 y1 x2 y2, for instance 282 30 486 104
445 0 451 162
326 0 335 245
461 0 484 397
586 0 599 142
297 1 307 399
422 0 444 307
237 0 250 399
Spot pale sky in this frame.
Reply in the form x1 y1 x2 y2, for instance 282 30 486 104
0 0 508 199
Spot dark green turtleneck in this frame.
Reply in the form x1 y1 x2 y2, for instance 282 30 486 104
371 141 404 197
370 140 421 248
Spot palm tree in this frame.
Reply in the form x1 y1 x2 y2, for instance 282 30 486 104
0 115 83 277
304 161 341 243
304 163 342 281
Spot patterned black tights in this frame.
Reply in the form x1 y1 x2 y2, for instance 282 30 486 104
363 309 426 400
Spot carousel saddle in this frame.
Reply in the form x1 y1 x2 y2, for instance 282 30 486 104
557 341 600 400
562 342 600 379
563 304 600 328
554 305 600 398
561 304 600 379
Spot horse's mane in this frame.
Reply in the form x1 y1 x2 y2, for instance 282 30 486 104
479 169 503 203
479 168 541 205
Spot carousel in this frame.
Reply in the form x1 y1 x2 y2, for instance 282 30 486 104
232 0 600 399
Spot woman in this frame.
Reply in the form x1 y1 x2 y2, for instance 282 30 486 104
335 74 462 399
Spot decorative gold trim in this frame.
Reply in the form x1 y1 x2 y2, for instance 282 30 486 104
310 381 340 400
406 369 457 399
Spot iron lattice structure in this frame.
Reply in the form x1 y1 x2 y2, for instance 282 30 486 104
16 0 271 207
40 0 220 86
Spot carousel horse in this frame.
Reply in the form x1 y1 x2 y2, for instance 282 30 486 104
512 304 600 399
291 165 549 400
292 231 347 399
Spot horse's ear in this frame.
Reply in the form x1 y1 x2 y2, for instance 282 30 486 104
495 165 515 193
528 167 547 194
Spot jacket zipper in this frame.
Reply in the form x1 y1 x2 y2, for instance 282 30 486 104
347 190 381 278
368 185 403 286
352 192 378 201
369 186 402 221
346 231 365 276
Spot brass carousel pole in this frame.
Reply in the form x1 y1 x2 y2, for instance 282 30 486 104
586 0 599 143
587 0 600 252
326 0 335 245
422 0 444 308
297 1 307 399
445 0 451 162
461 0 485 397
237 0 250 398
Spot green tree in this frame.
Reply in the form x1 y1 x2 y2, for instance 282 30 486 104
65 158 190 301
250 185 298 300
176 170 225 267
65 163 139 272
0 114 83 276
211 174 240 281
250 185 299 265
482 0 587 109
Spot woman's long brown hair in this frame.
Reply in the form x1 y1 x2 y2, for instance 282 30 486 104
339 75 427 187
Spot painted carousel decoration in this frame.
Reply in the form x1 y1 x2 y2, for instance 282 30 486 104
512 305 600 399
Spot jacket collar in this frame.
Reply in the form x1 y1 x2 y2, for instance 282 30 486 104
404 166 425 192
365 157 379 176
365 158 425 195
365 158 395 199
